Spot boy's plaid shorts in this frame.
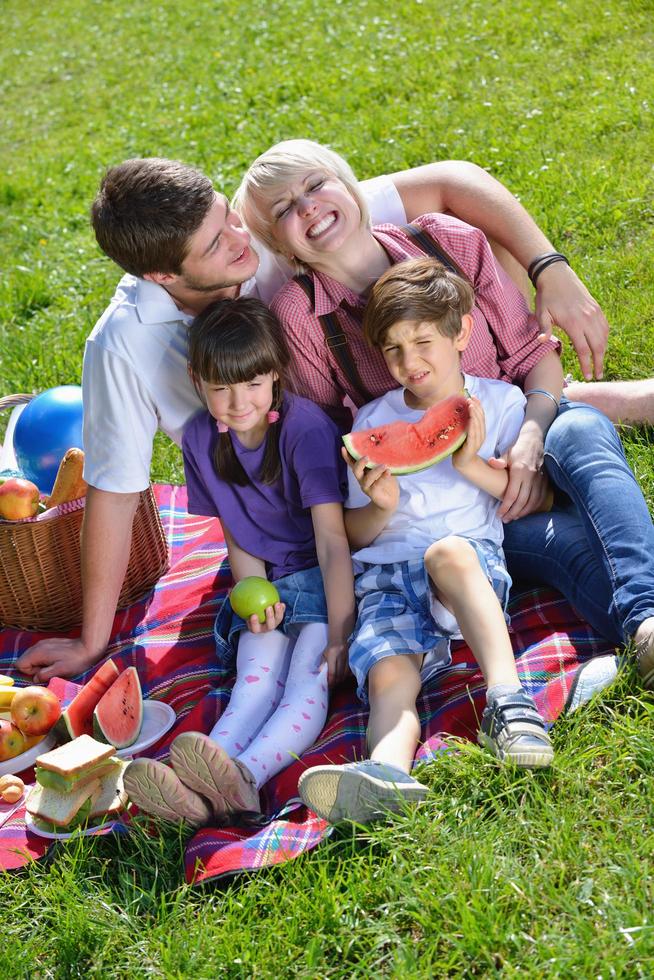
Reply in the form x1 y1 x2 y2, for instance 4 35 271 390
349 538 511 703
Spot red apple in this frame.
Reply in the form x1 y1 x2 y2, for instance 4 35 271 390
0 477 40 520
0 719 26 762
11 686 61 736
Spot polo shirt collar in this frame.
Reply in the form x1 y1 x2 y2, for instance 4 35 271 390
135 276 193 325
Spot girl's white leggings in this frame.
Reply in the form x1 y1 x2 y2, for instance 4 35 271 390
209 622 329 789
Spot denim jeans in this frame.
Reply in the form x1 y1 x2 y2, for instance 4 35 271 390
503 399 654 644
213 563 328 667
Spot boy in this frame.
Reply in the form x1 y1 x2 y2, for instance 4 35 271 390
298 257 557 824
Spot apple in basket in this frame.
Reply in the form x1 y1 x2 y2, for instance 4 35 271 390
0 719 26 762
11 687 62 736
0 476 40 520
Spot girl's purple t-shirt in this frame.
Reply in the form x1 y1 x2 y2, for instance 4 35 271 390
182 392 347 580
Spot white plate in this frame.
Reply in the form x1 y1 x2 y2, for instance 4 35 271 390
0 731 56 778
115 699 176 758
24 809 122 841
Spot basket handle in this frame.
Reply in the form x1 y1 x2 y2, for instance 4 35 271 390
0 394 34 462
0 394 34 411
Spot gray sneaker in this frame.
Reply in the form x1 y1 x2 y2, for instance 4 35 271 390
298 760 429 824
478 690 554 769
123 758 212 827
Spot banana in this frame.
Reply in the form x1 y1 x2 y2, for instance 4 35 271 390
0 686 17 708
0 675 15 687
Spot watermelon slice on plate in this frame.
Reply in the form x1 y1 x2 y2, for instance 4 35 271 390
53 659 120 742
93 666 143 749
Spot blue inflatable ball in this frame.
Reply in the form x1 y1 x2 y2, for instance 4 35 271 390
13 385 84 495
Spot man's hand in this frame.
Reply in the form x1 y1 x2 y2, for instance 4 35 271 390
322 642 349 687
490 422 550 521
342 447 400 513
16 637 101 684
534 262 609 381
244 602 286 634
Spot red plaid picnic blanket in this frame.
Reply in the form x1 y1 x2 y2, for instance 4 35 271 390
0 484 616 882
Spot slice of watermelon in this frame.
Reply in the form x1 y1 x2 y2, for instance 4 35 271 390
93 666 143 749
343 393 470 475
53 659 120 742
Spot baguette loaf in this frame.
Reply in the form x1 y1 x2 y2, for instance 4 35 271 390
45 447 87 508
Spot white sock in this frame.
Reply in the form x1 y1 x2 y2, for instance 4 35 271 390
209 628 294 755
235 622 330 788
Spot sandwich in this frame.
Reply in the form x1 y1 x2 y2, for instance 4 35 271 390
26 734 129 832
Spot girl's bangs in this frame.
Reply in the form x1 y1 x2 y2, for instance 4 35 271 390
197 334 277 386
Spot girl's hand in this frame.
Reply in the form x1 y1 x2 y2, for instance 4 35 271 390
245 601 286 634
453 397 486 468
342 447 400 513
490 422 550 521
322 641 350 687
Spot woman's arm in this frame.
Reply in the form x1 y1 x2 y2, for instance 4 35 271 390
492 352 564 521
388 161 610 379
311 502 356 686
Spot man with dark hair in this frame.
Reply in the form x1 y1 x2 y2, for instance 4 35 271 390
16 154 635 681
91 158 217 278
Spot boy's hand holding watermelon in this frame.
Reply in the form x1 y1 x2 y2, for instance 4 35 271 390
341 447 400 514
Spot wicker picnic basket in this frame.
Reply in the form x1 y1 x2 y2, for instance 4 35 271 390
0 394 170 632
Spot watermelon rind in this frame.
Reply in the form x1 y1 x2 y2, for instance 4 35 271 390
93 666 143 749
53 659 120 743
343 394 469 475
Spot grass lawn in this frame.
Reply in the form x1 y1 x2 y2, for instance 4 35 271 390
1 0 653 975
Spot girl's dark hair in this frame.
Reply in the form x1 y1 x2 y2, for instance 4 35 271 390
188 297 291 486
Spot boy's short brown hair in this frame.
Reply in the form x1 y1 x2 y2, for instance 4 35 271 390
363 257 475 348
90 158 216 277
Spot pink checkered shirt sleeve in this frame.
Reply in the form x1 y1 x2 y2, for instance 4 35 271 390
413 214 561 384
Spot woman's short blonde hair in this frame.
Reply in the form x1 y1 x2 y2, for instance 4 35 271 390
232 139 370 263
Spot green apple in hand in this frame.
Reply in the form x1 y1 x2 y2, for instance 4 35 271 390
229 576 281 623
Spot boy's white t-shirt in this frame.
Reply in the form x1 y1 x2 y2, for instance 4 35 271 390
345 375 526 566
82 176 407 493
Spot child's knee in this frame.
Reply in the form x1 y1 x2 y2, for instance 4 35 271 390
424 536 477 580
368 655 422 701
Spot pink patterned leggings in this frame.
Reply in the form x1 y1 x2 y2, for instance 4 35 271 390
209 622 329 788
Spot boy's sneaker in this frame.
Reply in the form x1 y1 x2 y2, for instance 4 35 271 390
478 690 554 769
170 732 260 815
123 758 212 827
298 760 428 824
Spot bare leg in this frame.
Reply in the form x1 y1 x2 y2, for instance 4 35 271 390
564 379 654 426
424 536 520 689
367 653 424 773
425 536 553 768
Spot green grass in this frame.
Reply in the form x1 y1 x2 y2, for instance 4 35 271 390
1 0 653 975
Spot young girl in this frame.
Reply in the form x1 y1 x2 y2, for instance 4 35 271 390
124 297 355 827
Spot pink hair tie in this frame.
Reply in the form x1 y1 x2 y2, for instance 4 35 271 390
216 420 229 433
267 410 280 423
